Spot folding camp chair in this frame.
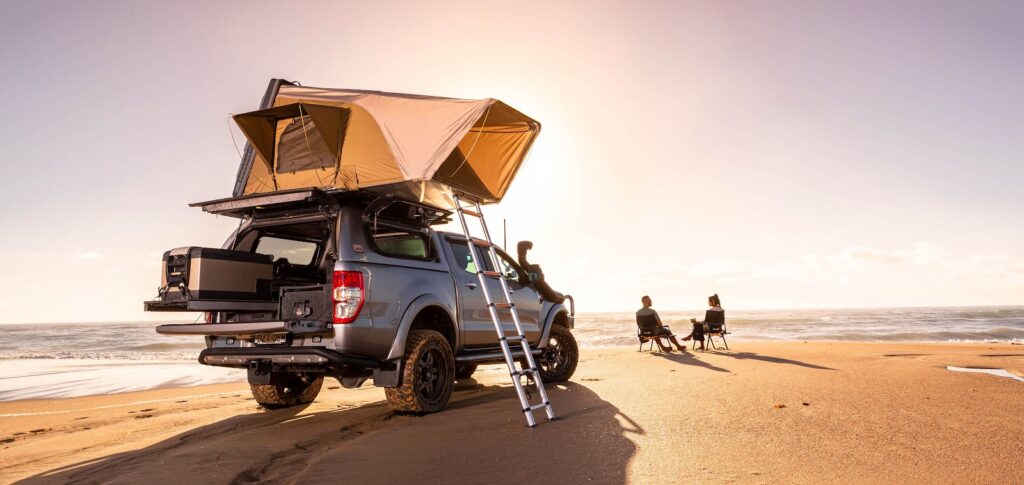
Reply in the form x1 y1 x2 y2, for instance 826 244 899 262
635 313 671 352
702 313 729 351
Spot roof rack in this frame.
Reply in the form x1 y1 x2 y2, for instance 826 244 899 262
363 195 453 228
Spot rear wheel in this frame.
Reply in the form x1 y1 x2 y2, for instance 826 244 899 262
250 372 323 409
537 325 578 382
386 329 455 414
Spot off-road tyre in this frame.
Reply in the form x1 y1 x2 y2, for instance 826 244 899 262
250 372 323 409
455 363 478 380
385 329 455 414
537 325 578 382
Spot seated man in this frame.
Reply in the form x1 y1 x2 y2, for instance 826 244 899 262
636 295 687 352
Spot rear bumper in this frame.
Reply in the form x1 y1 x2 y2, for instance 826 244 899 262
198 347 381 369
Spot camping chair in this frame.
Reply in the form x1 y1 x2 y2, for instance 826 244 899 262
701 311 729 351
636 313 671 352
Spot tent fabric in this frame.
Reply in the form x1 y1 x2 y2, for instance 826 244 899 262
233 84 541 207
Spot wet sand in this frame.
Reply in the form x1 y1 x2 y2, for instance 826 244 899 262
1 343 1022 484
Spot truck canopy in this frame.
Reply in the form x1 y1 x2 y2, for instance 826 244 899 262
232 82 541 209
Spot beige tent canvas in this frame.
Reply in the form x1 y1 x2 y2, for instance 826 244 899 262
232 81 541 208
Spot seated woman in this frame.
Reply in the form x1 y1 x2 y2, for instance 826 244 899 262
636 295 687 352
684 294 724 351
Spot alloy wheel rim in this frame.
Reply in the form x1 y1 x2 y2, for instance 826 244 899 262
415 347 447 405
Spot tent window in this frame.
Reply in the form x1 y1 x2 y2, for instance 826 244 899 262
276 116 334 173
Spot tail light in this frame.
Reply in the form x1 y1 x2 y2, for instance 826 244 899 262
203 312 214 324
332 270 365 324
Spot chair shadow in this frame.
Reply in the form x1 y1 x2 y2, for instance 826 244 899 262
19 381 640 484
711 351 836 370
649 349 731 372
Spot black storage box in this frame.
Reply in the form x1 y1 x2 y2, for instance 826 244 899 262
280 285 332 322
159 247 273 302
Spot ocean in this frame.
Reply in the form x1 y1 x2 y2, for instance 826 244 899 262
1 306 1021 402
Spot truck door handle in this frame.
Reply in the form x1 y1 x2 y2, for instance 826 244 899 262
463 283 478 289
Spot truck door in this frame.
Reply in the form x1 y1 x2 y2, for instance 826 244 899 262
447 241 541 348
492 249 542 343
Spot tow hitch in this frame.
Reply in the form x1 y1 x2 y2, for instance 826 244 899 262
248 359 273 384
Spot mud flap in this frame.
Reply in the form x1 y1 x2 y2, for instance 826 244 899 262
372 365 400 388
247 359 273 385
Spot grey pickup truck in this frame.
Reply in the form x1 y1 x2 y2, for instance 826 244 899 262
148 189 577 413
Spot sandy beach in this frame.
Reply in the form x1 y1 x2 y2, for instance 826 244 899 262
1 342 1021 484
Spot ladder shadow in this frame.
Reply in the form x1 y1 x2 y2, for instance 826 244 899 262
21 381 639 484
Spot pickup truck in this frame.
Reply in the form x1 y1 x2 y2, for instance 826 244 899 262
149 189 577 414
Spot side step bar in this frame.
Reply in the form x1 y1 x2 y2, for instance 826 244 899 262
455 348 542 364
199 347 380 369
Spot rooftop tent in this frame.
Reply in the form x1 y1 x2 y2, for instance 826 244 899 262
232 82 541 208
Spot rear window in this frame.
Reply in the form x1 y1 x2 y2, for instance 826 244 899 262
367 224 433 260
255 236 318 265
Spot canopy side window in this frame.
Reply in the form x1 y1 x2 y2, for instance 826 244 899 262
366 222 435 261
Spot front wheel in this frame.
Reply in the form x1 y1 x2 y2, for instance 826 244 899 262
385 329 455 414
536 325 578 382
250 372 323 409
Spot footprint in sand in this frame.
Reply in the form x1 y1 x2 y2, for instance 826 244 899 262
581 378 603 381
74 416 89 421
134 415 154 419
1 438 14 444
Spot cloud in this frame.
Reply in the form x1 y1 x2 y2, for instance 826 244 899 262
829 242 945 267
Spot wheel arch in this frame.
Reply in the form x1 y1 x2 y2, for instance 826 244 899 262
385 294 458 361
538 303 572 347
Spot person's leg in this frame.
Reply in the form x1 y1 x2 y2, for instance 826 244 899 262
693 329 706 350
655 338 672 352
668 336 687 351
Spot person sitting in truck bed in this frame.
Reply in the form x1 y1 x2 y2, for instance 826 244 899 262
636 295 687 352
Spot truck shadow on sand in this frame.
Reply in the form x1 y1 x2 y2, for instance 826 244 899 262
20 382 640 484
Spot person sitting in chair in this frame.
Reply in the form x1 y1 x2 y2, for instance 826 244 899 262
684 293 724 351
636 295 687 352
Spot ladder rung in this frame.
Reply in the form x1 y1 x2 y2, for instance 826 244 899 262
500 334 525 342
461 208 482 217
529 402 551 411
491 302 512 309
512 368 537 377
480 270 501 278
471 238 492 248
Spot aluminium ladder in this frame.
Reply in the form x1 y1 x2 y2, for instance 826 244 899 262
453 194 557 427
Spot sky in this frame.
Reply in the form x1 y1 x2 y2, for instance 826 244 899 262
0 0 1022 323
